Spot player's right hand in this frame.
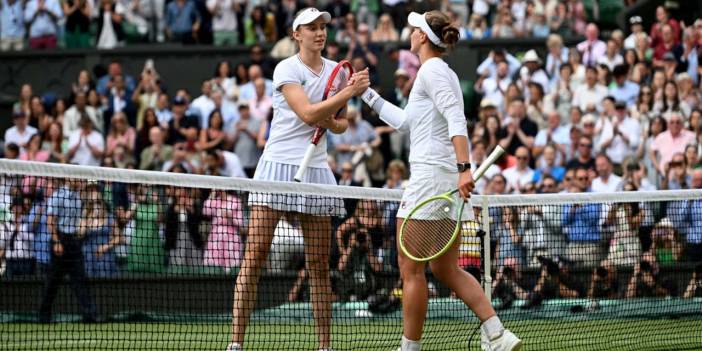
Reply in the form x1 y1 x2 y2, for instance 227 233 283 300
349 69 370 96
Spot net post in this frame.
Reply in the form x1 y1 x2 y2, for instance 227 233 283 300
481 195 492 301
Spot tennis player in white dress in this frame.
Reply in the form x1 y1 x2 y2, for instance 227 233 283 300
227 7 370 351
359 11 522 351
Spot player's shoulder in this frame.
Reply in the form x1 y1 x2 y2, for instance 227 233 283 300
274 55 300 72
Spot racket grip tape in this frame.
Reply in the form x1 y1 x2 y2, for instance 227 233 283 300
294 143 318 182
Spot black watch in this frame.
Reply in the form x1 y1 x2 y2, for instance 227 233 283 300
456 162 471 173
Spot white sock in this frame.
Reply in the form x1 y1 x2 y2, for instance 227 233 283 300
481 315 505 340
401 335 421 351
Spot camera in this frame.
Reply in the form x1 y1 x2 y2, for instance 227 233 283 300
596 266 608 279
356 231 367 244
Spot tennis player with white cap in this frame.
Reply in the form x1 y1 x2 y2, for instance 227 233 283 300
360 11 522 351
226 7 370 351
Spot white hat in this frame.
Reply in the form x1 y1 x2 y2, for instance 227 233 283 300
522 49 541 63
292 8 331 31
407 12 447 48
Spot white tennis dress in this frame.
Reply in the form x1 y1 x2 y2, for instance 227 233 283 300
395 57 474 221
249 54 346 217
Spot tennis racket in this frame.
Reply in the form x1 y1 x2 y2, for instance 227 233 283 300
294 60 354 182
399 145 506 262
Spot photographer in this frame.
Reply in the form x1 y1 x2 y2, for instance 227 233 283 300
336 228 382 301
522 256 579 309
683 264 702 298
493 266 528 309
625 260 669 298
587 261 618 299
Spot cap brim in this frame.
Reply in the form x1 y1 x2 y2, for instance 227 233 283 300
407 12 424 28
294 10 331 30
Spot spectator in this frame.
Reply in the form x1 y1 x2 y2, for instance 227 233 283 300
273 0 300 40
650 5 680 49
649 218 683 264
667 168 702 261
0 0 26 51
42 122 67 163
491 7 516 39
533 111 569 161
470 140 501 194
66 116 104 166
166 95 200 147
63 0 93 49
211 61 238 102
604 191 642 268
96 62 136 97
243 5 275 45
203 149 245 178
683 264 702 298
624 16 644 49
126 185 166 273
533 144 565 184
154 95 172 128
270 26 297 60
105 112 136 157
207 0 239 46
649 112 695 177
163 142 199 173
662 152 690 190
572 66 608 114
165 0 200 44
562 167 603 264
336 227 383 301
105 74 137 128
121 0 165 43
197 109 226 152
610 65 640 108
625 260 669 298
38 177 97 323
653 80 691 118
371 13 398 43
587 262 618 299
80 181 120 278
165 186 203 267
5 111 38 153
685 144 699 175
679 28 699 85
0 197 34 278
12 84 33 118
247 44 276 80
475 62 512 114
19 133 49 162
209 90 238 132
601 101 640 170
330 106 380 180
248 77 273 121
591 154 622 193
503 146 534 193
465 13 490 40
653 24 679 66
203 190 243 271
28 96 52 136
577 23 606 67
335 12 357 44
191 80 215 128
96 0 125 49
63 92 102 138
238 65 273 102
230 103 261 178
135 108 160 158
132 66 161 131
544 34 569 84
476 49 522 80
24 0 63 50
139 126 172 171
597 39 624 71
499 98 537 155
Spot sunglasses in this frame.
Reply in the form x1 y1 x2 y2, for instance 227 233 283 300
543 183 556 188
516 156 529 160
565 177 573 181
580 143 593 148
577 177 589 181
670 161 684 167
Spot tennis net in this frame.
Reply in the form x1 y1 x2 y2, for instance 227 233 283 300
0 159 701 350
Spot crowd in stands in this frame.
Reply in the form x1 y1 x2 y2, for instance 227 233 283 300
1 1 702 309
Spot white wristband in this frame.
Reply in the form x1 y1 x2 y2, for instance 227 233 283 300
361 88 381 108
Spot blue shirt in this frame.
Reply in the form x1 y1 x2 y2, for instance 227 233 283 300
667 199 702 244
0 0 25 39
609 80 640 107
24 0 63 38
329 120 377 171
533 166 566 183
28 200 50 264
561 203 602 242
165 0 200 34
47 186 82 235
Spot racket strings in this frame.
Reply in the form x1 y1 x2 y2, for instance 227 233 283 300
402 199 459 259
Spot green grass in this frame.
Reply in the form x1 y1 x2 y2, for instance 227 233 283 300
2 319 702 350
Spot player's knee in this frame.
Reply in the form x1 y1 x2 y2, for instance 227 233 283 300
429 262 457 283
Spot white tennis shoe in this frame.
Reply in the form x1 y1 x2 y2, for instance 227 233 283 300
225 342 242 351
480 329 522 351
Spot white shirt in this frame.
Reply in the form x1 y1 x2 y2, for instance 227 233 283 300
220 151 246 177
0 220 33 259
263 55 338 167
591 174 622 193
68 130 105 166
191 95 216 129
207 0 237 32
534 125 570 147
63 106 101 138
596 53 624 71
478 76 511 113
502 166 535 193
572 84 608 112
404 57 467 172
604 117 641 164
4 125 37 151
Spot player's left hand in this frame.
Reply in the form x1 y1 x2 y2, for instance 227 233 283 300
457 171 475 200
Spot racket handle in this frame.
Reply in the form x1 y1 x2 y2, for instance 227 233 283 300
473 145 505 181
294 143 317 182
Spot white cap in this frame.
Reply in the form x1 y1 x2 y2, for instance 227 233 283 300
407 12 447 48
292 8 331 31
523 49 541 63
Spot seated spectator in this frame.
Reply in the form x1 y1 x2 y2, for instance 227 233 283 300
503 146 534 193
587 262 618 299
465 13 490 40
96 62 137 103
572 66 608 114
165 186 203 267
64 92 102 138
230 103 261 178
197 109 226 152
191 80 215 128
662 152 690 190
330 105 379 172
41 122 67 163
211 61 239 102
474 62 512 116
24 0 63 50
602 102 640 170
5 111 38 153
135 108 159 158
203 190 243 271
650 112 695 179
683 264 702 298
566 136 596 172
653 24 678 66
165 0 200 44
337 161 361 187
649 218 683 264
597 39 624 71
4 143 20 159
591 154 622 193
625 260 669 298
499 98 538 155
1 0 26 51
470 140 501 194
371 14 398 43
166 95 200 148
203 149 245 178
105 75 137 128
66 117 105 166
248 78 273 121
139 126 172 171
533 111 569 161
604 191 642 269
667 168 702 261
517 50 550 98
238 65 272 102
533 144 565 183
154 95 172 128
20 133 49 162
80 181 120 278
494 206 525 269
105 112 136 158
653 80 691 118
